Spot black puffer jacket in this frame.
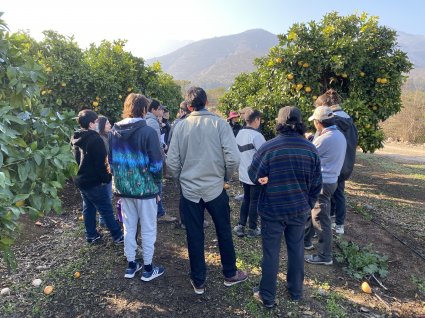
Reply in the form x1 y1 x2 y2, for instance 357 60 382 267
72 129 112 190
334 110 358 181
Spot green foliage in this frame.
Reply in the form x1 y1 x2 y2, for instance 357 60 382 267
412 276 425 294
219 12 413 150
336 239 388 280
326 292 347 318
144 62 183 119
19 32 182 123
0 15 77 267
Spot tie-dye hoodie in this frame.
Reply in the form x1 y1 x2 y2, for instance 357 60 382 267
108 118 163 199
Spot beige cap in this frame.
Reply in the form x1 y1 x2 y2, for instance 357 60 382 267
308 106 334 121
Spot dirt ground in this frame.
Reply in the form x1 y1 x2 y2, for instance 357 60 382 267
0 142 424 317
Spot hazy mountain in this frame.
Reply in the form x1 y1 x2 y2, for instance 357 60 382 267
147 29 425 90
397 31 425 68
147 29 279 89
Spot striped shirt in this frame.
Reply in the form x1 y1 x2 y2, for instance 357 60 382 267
248 131 322 220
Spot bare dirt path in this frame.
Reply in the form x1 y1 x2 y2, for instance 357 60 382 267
374 142 425 163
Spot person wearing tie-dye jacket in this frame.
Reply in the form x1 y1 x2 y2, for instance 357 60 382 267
109 93 165 282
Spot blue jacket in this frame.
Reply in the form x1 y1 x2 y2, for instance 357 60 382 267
248 131 322 221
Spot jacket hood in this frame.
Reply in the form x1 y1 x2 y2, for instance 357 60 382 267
145 112 157 121
334 115 353 132
72 129 98 148
111 118 146 140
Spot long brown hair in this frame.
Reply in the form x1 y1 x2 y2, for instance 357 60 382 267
122 93 150 118
97 115 109 137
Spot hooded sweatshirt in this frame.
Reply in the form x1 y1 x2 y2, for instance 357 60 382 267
108 118 163 199
333 109 358 180
72 129 112 190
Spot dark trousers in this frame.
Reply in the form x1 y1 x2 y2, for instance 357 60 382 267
80 183 122 241
305 183 337 261
181 190 237 286
239 182 261 229
259 214 307 304
331 177 346 226
179 187 185 225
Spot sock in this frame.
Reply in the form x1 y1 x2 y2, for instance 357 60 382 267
128 261 137 268
144 264 152 272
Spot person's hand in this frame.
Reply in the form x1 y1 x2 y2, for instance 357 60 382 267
156 195 161 203
258 177 268 185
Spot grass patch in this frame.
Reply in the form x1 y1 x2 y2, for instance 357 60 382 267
412 276 425 294
326 292 347 318
356 153 425 181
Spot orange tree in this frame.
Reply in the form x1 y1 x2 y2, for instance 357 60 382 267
32 32 182 122
0 16 77 267
219 12 412 152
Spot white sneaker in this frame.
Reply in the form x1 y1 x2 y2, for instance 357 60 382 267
335 225 344 234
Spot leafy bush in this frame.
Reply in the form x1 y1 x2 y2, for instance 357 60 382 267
0 14 78 267
336 239 388 280
219 12 412 152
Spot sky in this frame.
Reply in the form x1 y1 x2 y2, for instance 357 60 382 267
2 1 425 59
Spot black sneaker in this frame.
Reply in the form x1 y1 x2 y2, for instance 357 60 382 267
87 234 102 244
114 235 124 245
304 254 333 265
304 243 314 250
190 279 206 295
253 287 277 308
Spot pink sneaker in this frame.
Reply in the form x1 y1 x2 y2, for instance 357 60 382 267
224 270 248 287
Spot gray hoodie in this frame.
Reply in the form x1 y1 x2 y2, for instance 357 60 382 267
313 125 347 184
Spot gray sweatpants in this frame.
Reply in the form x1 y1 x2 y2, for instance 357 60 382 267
121 197 157 265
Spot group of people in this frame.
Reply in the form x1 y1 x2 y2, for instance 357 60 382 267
71 86 357 307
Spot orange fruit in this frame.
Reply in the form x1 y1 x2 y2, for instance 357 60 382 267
275 57 283 63
361 281 372 294
286 73 294 80
302 63 309 68
304 86 312 93
92 101 99 107
380 78 388 84
296 83 303 91
360 71 365 77
74 272 81 279
376 78 382 83
43 285 54 295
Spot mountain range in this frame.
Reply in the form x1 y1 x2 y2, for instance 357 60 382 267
147 29 425 89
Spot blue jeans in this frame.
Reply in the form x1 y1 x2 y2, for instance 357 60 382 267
182 190 237 286
80 183 122 241
157 182 166 217
331 177 346 226
259 214 307 304
99 181 113 225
